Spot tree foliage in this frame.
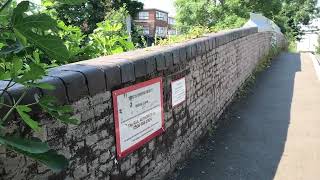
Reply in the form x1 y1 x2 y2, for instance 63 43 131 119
0 0 81 171
175 0 319 40
54 0 143 33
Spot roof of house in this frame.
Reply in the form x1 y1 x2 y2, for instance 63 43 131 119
141 8 169 14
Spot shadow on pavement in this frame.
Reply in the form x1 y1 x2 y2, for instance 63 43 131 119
169 53 301 180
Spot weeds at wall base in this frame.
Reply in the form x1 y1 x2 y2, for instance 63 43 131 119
235 47 283 101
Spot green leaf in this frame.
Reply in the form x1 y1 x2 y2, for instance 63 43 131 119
3 141 69 172
55 106 73 113
10 57 23 78
19 31 69 61
33 51 40 63
22 149 69 172
29 82 55 90
11 1 29 25
14 29 27 46
38 95 56 104
18 62 45 82
0 136 49 154
11 4 69 61
16 105 41 132
15 14 57 32
52 112 79 125
111 46 123 54
0 66 10 80
38 96 79 125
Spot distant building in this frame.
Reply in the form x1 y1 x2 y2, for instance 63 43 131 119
134 9 177 38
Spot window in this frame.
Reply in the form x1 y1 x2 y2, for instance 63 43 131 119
143 26 150 35
156 11 168 21
156 26 167 37
138 11 149 20
168 18 175 25
168 29 177 35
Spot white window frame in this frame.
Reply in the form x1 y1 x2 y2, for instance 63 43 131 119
156 26 167 37
168 18 175 25
156 11 167 22
142 26 150 35
138 11 149 20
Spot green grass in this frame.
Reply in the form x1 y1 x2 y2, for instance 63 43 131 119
288 41 297 53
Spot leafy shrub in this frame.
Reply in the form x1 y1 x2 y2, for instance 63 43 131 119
56 6 135 61
157 26 210 46
211 15 246 32
0 0 82 171
85 20 135 58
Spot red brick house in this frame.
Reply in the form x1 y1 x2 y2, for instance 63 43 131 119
134 9 176 38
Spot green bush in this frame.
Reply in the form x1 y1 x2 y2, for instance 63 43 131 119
0 0 81 171
0 0 135 172
157 26 210 46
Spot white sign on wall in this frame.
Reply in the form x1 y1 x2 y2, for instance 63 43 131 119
171 77 186 107
112 77 164 158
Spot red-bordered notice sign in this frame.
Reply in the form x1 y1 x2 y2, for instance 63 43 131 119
112 77 165 159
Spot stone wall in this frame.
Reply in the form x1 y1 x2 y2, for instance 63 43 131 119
0 27 286 180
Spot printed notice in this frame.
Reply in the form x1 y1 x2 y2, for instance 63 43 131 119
171 77 186 107
112 78 164 158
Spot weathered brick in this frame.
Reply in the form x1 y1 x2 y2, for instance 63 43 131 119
0 27 289 180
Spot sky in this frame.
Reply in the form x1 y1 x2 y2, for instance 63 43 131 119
138 0 176 16
138 0 320 17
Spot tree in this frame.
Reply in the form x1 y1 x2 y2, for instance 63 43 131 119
274 0 319 40
112 0 143 18
175 0 319 40
55 0 113 33
54 0 143 33
175 0 220 32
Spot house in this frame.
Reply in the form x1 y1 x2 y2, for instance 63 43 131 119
134 9 177 38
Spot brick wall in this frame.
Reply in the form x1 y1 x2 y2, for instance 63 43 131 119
0 27 286 180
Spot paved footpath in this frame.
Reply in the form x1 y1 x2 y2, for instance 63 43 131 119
170 53 320 180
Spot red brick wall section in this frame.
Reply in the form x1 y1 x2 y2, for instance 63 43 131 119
0 27 287 180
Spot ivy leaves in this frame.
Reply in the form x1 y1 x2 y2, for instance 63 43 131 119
11 1 69 60
16 105 42 132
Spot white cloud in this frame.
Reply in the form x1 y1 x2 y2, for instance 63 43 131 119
138 0 176 16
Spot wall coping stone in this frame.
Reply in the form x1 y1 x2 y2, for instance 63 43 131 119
0 27 258 108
